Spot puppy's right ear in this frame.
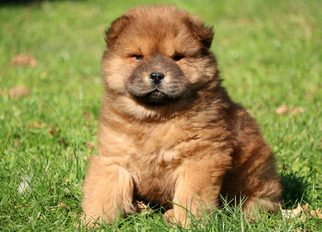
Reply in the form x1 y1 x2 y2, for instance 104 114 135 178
105 16 130 49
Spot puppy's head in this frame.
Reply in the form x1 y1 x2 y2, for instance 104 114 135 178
102 5 219 119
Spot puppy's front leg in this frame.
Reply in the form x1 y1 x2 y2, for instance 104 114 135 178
82 155 136 226
165 159 226 227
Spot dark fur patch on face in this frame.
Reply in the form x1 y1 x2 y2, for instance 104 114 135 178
124 54 188 106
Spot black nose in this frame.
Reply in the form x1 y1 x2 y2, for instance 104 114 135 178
150 72 164 85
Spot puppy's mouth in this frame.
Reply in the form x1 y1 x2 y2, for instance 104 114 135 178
133 90 180 106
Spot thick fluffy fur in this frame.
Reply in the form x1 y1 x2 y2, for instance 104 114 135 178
82 5 281 227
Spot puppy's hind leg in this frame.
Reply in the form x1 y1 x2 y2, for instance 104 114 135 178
82 155 137 226
242 196 280 218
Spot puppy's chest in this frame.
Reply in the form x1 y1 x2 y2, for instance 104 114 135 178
130 150 179 205
127 122 191 162
128 142 182 179
125 127 190 203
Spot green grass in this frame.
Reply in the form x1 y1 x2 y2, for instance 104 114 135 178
0 0 321 231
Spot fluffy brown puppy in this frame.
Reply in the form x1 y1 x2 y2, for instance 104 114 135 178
82 5 282 227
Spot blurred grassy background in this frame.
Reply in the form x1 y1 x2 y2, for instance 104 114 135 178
0 0 321 230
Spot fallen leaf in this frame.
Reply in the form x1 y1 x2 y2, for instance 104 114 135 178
49 125 60 136
290 107 306 115
58 139 69 147
11 54 37 67
7 86 30 99
275 104 305 116
83 112 92 120
17 175 32 194
28 122 44 128
135 201 152 214
281 204 304 218
14 204 32 209
310 209 322 219
275 104 288 115
86 142 95 149
281 203 322 222
58 202 69 209
301 203 309 211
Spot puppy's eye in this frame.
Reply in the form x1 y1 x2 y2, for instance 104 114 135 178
172 55 184 62
131 55 143 62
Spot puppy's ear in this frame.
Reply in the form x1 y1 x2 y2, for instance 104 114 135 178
184 17 214 49
105 16 130 49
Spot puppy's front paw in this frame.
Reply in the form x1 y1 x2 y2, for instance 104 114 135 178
163 209 189 228
163 209 174 223
81 214 101 228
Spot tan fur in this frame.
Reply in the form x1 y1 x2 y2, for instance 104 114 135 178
82 5 282 227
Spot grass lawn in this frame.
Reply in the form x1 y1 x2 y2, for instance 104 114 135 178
0 0 321 231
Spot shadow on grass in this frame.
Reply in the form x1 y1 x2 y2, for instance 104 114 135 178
0 0 84 7
280 172 309 208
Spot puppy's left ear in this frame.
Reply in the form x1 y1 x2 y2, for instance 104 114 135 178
185 17 214 49
105 16 130 49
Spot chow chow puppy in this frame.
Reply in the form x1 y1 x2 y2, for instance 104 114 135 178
82 5 282 227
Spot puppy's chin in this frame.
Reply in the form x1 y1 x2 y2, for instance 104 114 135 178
132 90 181 107
112 94 192 121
